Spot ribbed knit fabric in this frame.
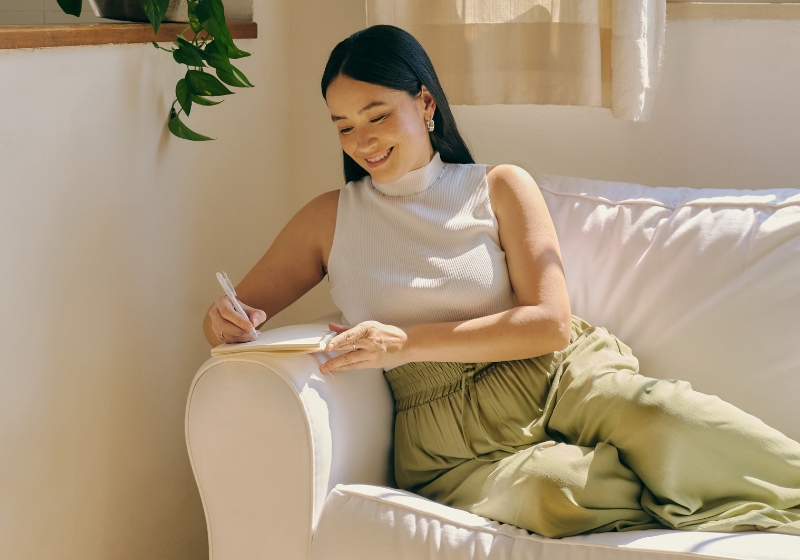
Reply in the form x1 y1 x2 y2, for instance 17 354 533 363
327 152 518 340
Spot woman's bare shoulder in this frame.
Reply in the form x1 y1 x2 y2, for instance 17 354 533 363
485 163 537 185
293 188 339 225
484 164 542 216
300 189 340 270
307 188 340 212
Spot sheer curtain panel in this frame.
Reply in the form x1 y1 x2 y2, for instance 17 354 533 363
366 0 666 121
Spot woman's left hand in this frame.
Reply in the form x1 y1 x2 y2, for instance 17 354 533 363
319 321 409 373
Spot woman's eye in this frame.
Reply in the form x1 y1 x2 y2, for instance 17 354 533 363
338 114 385 134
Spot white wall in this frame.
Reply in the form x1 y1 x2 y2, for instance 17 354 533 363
0 0 288 557
259 0 367 329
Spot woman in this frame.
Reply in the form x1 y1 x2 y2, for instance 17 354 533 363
204 25 800 538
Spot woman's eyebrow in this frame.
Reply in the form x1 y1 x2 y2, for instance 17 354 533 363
331 101 388 121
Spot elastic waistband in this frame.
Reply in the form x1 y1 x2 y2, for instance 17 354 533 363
384 361 496 411
384 315 592 412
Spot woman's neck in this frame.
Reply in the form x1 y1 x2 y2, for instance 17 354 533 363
371 152 446 197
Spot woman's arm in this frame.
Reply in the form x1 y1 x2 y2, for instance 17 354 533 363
321 165 572 373
403 165 571 362
203 190 339 346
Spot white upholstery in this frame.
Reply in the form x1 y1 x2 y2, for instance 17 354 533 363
534 174 800 443
186 176 800 560
311 485 800 560
185 310 394 560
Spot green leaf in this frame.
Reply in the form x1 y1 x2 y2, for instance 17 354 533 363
173 41 206 67
196 0 250 59
177 37 206 58
185 70 233 96
139 0 170 34
57 0 82 17
187 0 203 33
216 64 253 88
191 94 223 106
176 80 192 116
168 109 214 141
203 40 229 69
226 46 251 60
202 41 252 88
195 0 226 38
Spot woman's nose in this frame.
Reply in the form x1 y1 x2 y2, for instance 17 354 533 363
356 127 378 153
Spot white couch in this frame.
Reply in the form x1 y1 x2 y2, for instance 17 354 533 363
185 174 800 560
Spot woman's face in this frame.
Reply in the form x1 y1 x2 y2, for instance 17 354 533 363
326 75 436 184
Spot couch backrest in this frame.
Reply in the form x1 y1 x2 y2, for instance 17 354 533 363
535 174 800 443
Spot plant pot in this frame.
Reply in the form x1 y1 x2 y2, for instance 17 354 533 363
88 0 253 24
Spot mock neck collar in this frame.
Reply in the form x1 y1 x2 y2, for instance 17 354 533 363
370 152 447 197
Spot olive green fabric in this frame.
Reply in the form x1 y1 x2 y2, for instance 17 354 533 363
385 316 800 538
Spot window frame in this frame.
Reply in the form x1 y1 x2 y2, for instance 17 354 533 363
667 1 800 20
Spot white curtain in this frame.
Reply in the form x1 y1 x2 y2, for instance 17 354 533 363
366 0 666 121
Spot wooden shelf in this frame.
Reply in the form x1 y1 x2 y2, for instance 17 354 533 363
0 21 257 50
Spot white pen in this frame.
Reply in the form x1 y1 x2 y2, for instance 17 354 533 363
216 271 260 341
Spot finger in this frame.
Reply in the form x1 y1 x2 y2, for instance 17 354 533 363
211 300 255 343
326 324 366 351
322 361 369 374
215 295 237 321
242 303 267 329
216 296 252 327
248 309 267 329
209 304 224 328
328 322 351 333
226 333 256 344
219 314 253 338
213 321 249 344
320 351 369 374
218 298 255 332
215 326 234 344
209 309 227 343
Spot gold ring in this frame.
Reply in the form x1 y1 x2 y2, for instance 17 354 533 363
352 342 356 352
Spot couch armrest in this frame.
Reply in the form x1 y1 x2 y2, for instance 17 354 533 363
185 326 395 560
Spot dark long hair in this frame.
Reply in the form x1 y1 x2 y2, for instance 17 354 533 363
321 25 474 184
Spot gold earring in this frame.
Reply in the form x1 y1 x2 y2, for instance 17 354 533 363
426 118 435 132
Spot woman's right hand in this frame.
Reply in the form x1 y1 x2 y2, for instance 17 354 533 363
208 296 267 345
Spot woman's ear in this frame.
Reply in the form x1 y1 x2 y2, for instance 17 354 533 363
420 85 437 121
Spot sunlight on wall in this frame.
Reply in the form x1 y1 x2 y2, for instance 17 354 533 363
0 0 287 558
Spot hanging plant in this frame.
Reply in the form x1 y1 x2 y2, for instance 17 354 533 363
57 0 254 141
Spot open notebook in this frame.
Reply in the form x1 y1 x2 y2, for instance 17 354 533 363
211 324 337 357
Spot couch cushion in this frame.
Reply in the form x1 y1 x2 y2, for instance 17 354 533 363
311 181 800 559
532 175 800 443
310 484 800 560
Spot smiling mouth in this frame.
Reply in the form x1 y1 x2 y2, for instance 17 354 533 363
364 147 393 166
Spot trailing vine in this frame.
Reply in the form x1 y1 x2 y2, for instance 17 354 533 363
57 0 253 141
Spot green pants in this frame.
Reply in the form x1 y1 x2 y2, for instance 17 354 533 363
385 316 800 538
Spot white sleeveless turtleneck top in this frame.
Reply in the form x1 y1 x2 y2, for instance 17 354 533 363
327 152 518 329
